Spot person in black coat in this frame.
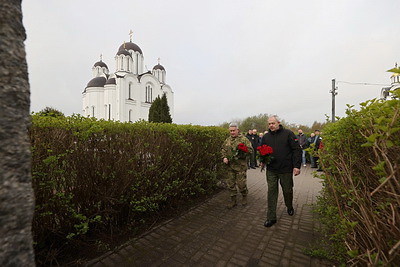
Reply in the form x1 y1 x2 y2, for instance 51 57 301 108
260 115 302 227
310 129 322 169
246 129 257 169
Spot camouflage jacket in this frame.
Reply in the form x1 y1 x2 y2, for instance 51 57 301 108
221 134 253 171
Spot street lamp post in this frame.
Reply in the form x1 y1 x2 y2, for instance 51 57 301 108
330 79 338 122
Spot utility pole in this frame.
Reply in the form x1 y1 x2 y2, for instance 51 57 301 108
330 79 338 122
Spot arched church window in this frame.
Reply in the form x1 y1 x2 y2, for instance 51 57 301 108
145 85 153 103
129 109 132 122
128 83 132 99
136 54 139 73
92 106 95 117
108 104 111 120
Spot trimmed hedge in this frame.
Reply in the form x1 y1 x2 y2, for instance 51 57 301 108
30 115 227 265
315 90 400 265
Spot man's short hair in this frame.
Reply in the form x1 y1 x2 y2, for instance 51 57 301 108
229 123 239 129
269 115 280 122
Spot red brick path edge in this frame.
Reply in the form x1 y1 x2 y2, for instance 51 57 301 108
86 166 335 267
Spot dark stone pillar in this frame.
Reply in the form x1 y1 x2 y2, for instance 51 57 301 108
0 0 36 265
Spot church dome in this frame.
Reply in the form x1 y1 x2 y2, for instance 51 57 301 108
86 76 107 88
116 48 132 56
118 41 143 54
153 64 165 71
105 77 116 85
93 61 108 69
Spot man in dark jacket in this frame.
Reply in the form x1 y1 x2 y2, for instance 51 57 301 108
246 129 257 169
296 129 308 167
260 115 302 227
309 129 322 168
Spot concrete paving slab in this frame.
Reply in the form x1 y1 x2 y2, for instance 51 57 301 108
86 165 335 267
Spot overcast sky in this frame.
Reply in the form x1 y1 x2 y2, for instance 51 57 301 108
22 0 399 127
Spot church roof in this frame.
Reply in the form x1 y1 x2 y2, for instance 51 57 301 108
93 60 108 69
116 48 132 56
118 41 143 54
138 71 152 81
105 77 116 85
153 64 165 71
86 76 107 88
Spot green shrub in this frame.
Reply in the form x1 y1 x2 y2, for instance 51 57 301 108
314 90 400 265
30 114 227 265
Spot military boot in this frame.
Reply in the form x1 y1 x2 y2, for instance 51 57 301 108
241 195 248 206
226 196 237 209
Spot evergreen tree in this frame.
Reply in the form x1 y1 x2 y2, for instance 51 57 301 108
148 96 161 122
37 106 64 117
160 93 172 123
148 94 172 123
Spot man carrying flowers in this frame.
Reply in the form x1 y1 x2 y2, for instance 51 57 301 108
221 123 253 208
260 115 302 227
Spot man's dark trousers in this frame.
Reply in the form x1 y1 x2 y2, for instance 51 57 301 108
266 170 294 220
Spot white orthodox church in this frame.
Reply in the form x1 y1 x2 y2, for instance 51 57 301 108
82 33 174 122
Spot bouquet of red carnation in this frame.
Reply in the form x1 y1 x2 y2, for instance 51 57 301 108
256 144 273 164
237 143 249 153
229 143 249 161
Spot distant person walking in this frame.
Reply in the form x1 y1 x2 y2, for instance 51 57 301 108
221 123 253 208
258 132 264 146
309 130 322 168
296 129 308 167
307 132 316 167
260 116 302 227
246 129 257 169
251 129 259 167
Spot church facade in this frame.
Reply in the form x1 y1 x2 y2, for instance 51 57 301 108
82 35 174 122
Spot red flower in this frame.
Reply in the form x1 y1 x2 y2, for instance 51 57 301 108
256 145 273 164
237 143 249 153
228 143 249 162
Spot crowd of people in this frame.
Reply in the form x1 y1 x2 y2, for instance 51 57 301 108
242 127 323 170
221 116 324 227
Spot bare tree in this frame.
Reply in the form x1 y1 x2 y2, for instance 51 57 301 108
0 0 35 266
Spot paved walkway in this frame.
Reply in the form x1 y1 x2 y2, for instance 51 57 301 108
86 166 334 267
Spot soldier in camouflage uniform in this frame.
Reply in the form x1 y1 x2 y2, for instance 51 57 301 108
221 123 253 208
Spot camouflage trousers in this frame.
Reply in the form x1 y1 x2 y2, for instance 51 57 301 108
225 168 248 197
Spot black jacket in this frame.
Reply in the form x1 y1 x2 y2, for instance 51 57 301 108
261 125 302 173
311 135 322 151
246 133 258 148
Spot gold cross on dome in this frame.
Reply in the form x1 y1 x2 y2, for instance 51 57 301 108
129 30 133 42
100 53 103 61
158 57 160 64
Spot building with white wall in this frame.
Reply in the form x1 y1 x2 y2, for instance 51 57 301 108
82 34 174 122
380 63 400 100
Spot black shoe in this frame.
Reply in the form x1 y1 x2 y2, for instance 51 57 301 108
264 220 277 227
251 167 256 169
287 208 294 216
316 169 323 172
